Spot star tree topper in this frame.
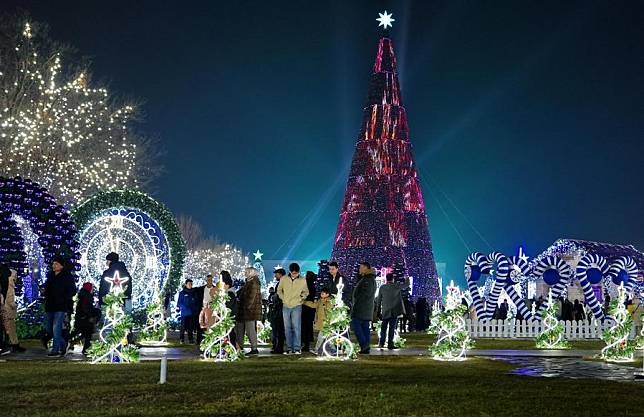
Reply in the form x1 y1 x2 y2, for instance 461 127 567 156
377 11 395 30
105 270 129 292
253 249 264 262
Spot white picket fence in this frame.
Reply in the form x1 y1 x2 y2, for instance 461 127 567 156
466 319 641 340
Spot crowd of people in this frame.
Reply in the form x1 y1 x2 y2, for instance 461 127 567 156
2 251 641 358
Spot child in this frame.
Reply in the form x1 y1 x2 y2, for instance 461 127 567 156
1 268 26 354
69 282 100 355
304 287 334 355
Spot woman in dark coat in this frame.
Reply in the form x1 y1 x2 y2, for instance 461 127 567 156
301 271 317 352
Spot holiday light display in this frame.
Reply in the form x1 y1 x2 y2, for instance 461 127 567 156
600 284 637 362
608 256 638 293
200 281 241 362
506 251 533 320
72 189 186 306
535 289 570 349
427 281 473 361
0 176 80 305
576 253 609 319
252 250 268 298
532 256 572 319
0 21 150 207
330 21 440 301
137 285 168 346
464 252 491 319
88 271 139 363
321 278 355 360
182 245 248 285
257 321 271 345
483 252 510 318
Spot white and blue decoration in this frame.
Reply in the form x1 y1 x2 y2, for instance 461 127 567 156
463 238 643 324
72 189 186 309
575 253 609 319
0 176 80 307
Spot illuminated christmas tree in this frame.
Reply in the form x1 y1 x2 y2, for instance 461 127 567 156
427 281 473 361
252 250 268 298
330 12 440 301
200 281 241 362
137 285 168 346
321 278 356 360
535 289 569 349
88 271 139 363
600 284 637 362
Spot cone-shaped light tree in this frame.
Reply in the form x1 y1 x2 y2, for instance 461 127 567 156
331 13 440 302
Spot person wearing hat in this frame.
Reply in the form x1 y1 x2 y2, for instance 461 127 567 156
43 257 77 357
99 252 132 314
268 268 286 354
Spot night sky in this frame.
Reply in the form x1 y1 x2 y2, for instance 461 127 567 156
5 0 643 287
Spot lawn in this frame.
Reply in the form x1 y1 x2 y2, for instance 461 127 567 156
1 355 642 417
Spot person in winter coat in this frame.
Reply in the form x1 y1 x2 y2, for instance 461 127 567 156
69 282 100 354
43 257 77 357
351 261 377 354
99 253 132 313
277 263 309 354
197 274 216 343
328 261 346 300
304 287 334 355
0 266 26 354
268 268 286 354
235 267 262 355
301 271 317 352
177 279 198 343
376 273 410 349
218 271 238 347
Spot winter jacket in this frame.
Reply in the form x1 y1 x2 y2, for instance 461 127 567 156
177 287 198 317
277 274 309 309
304 296 334 331
268 286 283 321
1 269 18 320
44 269 77 313
351 269 377 321
328 274 344 295
238 276 262 321
75 287 98 323
376 277 410 320
99 261 131 305
226 289 238 318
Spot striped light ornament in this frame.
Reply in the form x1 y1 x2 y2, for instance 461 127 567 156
483 252 510 319
464 252 491 320
506 255 533 320
533 256 572 319
576 253 609 320
608 256 638 293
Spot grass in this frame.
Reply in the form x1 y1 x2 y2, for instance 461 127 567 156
1 355 643 417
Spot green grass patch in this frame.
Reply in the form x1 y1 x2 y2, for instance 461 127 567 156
0 355 642 417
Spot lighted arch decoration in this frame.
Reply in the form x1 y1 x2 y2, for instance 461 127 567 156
608 256 638 293
464 252 491 319
0 176 80 305
72 189 186 309
576 253 609 319
532 256 572 319
483 252 510 319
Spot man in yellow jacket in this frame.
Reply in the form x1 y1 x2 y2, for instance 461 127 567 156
277 263 309 354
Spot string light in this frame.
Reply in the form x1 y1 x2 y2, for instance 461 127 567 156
0 22 144 207
535 289 569 349
427 281 472 361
